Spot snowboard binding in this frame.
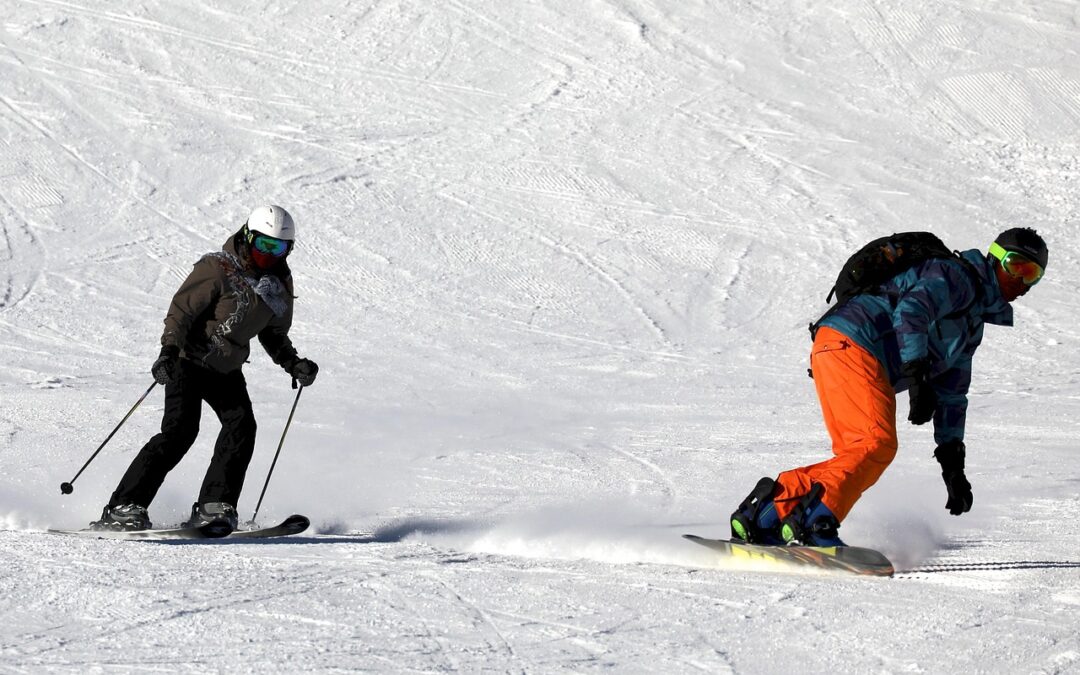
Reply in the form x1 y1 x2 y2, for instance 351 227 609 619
730 477 785 545
780 483 845 547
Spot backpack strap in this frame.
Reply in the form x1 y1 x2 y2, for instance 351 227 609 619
808 303 842 341
825 285 838 305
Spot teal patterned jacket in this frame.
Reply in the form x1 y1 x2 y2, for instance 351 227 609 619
817 249 1014 444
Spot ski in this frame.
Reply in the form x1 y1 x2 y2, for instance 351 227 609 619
227 514 309 539
49 514 310 541
683 534 894 577
49 520 233 541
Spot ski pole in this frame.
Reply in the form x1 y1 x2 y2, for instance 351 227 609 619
250 384 304 523
60 381 157 495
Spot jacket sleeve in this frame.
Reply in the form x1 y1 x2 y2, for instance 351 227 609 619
892 261 978 365
257 288 298 369
258 318 297 368
161 257 221 350
931 356 971 445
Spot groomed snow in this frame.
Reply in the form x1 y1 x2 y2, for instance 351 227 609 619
1 0 1078 671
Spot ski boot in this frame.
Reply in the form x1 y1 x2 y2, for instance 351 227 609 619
90 504 152 531
183 502 239 531
780 483 845 547
730 477 785 545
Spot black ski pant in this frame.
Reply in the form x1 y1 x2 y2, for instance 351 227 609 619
109 360 257 508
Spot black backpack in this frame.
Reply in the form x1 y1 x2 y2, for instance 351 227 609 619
826 232 956 305
810 231 983 337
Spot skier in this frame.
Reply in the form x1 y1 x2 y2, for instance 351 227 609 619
91 205 319 531
729 228 1048 547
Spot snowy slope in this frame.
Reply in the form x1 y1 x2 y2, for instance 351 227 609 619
2 0 1078 671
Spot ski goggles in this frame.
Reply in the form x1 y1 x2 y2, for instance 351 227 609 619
989 242 1043 285
249 231 291 257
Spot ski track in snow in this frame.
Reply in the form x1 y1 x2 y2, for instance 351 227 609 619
1 0 1080 671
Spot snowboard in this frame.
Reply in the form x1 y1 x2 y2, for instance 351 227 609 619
49 515 309 541
683 534 894 577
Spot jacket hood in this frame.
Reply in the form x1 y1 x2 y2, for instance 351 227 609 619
960 248 1013 327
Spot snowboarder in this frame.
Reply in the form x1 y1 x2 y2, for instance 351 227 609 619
729 228 1048 546
91 205 319 532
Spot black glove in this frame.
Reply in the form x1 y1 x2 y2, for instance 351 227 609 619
287 358 319 387
151 345 181 385
902 358 937 425
934 439 973 515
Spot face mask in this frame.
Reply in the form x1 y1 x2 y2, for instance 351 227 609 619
994 263 1030 302
251 249 282 270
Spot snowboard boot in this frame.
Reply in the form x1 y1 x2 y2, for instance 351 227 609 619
780 483 845 547
730 477 785 545
183 501 239 531
91 503 152 531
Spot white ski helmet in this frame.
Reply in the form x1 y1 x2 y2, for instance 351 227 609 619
245 205 296 241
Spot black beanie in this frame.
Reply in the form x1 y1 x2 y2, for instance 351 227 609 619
995 228 1048 269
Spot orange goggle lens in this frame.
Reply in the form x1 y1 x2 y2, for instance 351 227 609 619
990 243 1043 285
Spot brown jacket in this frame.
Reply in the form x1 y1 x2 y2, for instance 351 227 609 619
161 229 297 373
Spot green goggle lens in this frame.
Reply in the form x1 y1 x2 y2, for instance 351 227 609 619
251 233 290 257
990 242 1043 285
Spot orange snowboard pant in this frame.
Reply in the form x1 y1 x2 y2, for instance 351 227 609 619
772 326 898 522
